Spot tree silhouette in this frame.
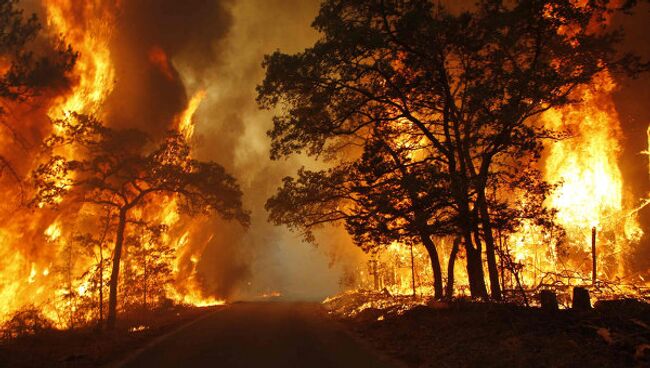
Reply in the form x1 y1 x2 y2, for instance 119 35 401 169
33 114 249 329
267 127 456 299
259 0 647 299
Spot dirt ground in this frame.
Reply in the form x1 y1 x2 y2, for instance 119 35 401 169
0 305 218 368
328 294 650 368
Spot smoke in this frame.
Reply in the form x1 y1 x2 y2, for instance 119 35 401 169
9 0 646 307
612 2 650 273
108 0 649 298
184 0 365 300
93 0 364 301
103 0 234 137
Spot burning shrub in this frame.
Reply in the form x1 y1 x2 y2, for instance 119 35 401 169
1 306 53 340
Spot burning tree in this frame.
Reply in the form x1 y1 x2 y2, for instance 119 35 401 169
33 114 250 329
122 223 175 311
267 127 456 299
0 0 76 185
259 0 647 300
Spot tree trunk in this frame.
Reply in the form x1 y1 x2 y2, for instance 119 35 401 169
107 208 127 330
99 244 103 325
143 248 148 311
476 189 502 300
97 210 110 328
465 236 488 299
67 246 74 330
409 244 416 297
420 234 443 299
446 237 460 299
456 191 488 298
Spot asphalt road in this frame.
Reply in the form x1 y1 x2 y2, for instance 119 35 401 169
119 302 397 368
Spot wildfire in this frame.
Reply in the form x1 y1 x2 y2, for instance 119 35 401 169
44 222 62 242
45 0 116 120
166 286 226 307
178 90 207 140
544 72 628 233
346 6 649 301
507 74 643 286
0 1 226 330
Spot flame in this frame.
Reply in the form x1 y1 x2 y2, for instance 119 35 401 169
44 222 62 242
166 284 226 307
544 72 625 233
45 0 115 119
177 90 207 140
0 1 223 329
129 325 149 332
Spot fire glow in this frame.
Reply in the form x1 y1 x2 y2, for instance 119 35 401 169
0 0 648 333
0 0 226 329
354 69 649 299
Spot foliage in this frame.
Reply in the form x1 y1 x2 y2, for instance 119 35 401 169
32 113 249 328
122 223 175 310
33 114 249 224
1 306 53 339
259 0 647 299
0 0 76 183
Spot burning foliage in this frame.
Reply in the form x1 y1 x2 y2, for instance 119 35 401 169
0 0 249 332
261 0 650 307
0 0 649 353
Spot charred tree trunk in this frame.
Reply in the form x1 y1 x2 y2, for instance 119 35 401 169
461 208 488 298
410 244 416 297
456 188 488 298
107 208 127 330
446 107 487 299
446 236 460 299
476 190 502 300
591 227 597 285
97 211 110 327
421 234 443 299
143 247 148 311
465 242 487 299
98 243 103 325
438 106 487 299
370 260 379 291
67 245 74 330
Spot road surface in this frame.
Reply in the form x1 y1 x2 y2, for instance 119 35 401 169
119 302 397 368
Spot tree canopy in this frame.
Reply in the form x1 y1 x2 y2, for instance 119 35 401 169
260 0 647 299
0 0 76 183
33 113 250 328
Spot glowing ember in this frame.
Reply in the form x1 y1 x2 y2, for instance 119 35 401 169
129 325 149 333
